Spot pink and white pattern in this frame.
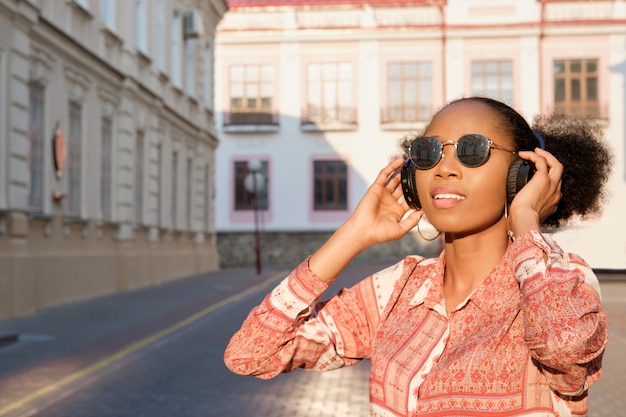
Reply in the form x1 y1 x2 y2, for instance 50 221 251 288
225 231 607 416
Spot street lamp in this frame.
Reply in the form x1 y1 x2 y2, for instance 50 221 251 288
243 159 265 275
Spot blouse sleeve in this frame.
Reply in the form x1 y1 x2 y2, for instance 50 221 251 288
224 257 414 379
509 230 608 397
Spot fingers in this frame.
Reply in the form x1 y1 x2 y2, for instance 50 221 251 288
381 158 409 205
519 148 562 174
516 148 562 220
518 149 562 188
382 157 406 186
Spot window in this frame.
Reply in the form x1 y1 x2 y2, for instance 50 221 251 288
471 60 513 105
156 0 166 72
385 62 432 123
135 131 144 224
156 144 162 225
101 0 116 29
305 63 354 125
74 0 90 11
185 39 196 97
234 160 268 211
203 45 214 111
29 81 45 212
68 101 82 216
313 160 347 210
101 116 113 221
186 158 193 230
171 13 182 88
227 65 275 125
171 151 178 228
204 164 210 230
554 59 599 117
135 0 147 54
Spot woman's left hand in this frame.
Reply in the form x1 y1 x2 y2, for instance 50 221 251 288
508 148 563 237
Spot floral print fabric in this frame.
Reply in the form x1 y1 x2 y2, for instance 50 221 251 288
224 231 607 416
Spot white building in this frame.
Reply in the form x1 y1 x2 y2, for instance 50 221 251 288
0 0 228 319
214 0 626 271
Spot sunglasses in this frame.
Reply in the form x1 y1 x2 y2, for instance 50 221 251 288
407 134 518 169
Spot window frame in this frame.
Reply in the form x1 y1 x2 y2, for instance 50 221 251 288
156 0 166 73
203 44 214 111
553 58 600 118
134 130 144 225
28 80 46 212
186 157 193 230
101 0 116 29
100 116 113 222
470 59 514 105
304 62 355 127
233 160 269 211
135 0 148 55
171 13 183 88
185 38 197 97
226 64 277 126
384 61 433 124
312 160 348 211
67 100 83 217
156 144 162 226
74 0 90 12
171 150 178 229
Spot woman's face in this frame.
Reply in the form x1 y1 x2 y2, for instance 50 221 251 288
415 100 517 237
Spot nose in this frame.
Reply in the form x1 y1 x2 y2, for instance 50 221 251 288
435 142 461 177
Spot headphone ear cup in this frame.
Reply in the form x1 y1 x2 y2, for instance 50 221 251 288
506 159 536 205
400 159 421 209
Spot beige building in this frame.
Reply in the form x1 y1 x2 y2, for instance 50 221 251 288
0 0 228 319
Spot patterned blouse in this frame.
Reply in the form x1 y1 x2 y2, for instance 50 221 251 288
224 231 607 416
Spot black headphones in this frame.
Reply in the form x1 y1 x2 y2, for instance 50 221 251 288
400 131 544 209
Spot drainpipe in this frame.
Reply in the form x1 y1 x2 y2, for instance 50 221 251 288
538 0 546 113
438 1 446 102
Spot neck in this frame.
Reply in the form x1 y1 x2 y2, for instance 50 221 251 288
441 220 509 312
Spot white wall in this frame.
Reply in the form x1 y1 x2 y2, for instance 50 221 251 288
215 0 626 269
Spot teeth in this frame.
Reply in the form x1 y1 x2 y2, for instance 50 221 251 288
434 194 465 200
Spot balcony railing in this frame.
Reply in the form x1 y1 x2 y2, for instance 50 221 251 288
301 106 357 130
380 105 432 124
552 101 609 120
223 110 279 126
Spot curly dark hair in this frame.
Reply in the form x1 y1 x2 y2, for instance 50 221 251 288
399 96 613 229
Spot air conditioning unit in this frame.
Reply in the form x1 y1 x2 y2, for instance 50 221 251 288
183 9 203 39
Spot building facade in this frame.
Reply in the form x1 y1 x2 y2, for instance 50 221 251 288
215 0 626 270
0 0 228 319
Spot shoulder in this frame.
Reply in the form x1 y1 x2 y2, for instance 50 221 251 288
370 255 434 283
366 255 439 300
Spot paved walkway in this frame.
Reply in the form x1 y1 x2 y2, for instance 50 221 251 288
0 264 624 416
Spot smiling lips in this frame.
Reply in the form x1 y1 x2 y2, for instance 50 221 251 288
431 188 466 208
433 193 465 201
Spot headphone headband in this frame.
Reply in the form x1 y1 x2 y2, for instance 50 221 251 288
532 130 545 150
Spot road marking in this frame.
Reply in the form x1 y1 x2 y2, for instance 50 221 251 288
0 270 287 417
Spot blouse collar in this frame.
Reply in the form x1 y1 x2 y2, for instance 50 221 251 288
407 250 521 317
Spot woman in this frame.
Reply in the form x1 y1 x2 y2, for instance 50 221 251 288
224 97 611 416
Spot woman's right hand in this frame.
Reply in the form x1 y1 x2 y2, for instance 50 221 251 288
309 158 420 281
345 157 421 250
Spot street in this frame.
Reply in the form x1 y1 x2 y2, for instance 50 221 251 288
0 263 624 417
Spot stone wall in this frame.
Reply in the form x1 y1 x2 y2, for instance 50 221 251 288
217 230 443 270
